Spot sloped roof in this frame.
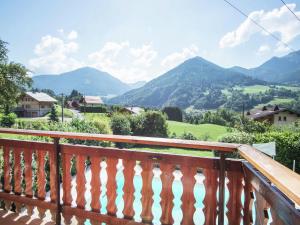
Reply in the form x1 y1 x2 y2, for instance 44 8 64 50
26 92 57 103
247 106 299 120
125 107 144 114
83 96 103 104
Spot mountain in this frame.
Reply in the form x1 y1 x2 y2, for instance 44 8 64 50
231 50 300 83
32 67 131 96
108 57 265 108
128 81 147 89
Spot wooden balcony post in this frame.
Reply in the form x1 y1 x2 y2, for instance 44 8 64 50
53 137 61 225
218 153 225 225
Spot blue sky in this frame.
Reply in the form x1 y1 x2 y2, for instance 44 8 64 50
1 0 300 83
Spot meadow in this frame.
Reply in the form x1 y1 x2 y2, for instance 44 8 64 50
83 113 230 157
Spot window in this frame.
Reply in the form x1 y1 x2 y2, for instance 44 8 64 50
278 116 281 121
25 104 31 109
284 116 287 121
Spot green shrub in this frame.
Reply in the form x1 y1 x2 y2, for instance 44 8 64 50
255 131 300 173
110 114 131 148
218 131 300 173
180 131 197 140
79 105 107 113
235 118 270 133
0 112 17 127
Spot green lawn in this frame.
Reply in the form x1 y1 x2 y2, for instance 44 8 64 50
255 98 294 109
167 121 229 141
133 146 213 157
84 113 111 131
223 85 300 95
241 85 271 94
55 105 74 118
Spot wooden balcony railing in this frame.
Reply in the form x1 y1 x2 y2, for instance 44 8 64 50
0 128 299 225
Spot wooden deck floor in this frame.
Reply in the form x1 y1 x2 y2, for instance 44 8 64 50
0 209 55 225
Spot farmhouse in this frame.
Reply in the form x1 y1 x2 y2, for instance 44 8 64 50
15 92 57 117
80 96 103 107
121 107 144 115
246 105 300 125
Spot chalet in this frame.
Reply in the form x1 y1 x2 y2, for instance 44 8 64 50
121 107 144 115
15 92 57 117
246 105 300 125
80 96 103 107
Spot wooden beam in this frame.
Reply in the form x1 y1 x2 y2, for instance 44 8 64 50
238 144 300 206
243 162 300 225
0 128 239 151
0 192 56 210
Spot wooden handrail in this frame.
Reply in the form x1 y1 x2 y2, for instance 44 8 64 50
0 128 239 151
239 145 300 206
0 128 299 206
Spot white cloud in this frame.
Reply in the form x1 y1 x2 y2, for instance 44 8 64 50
67 30 78 40
88 42 158 83
219 4 300 50
275 42 290 53
130 44 157 67
29 34 82 74
258 44 271 54
161 45 199 69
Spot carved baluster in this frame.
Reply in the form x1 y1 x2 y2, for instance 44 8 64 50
91 157 101 212
140 161 154 223
24 148 34 215
243 179 254 225
90 156 101 225
49 149 58 221
36 149 47 218
202 168 218 225
3 146 11 210
106 157 118 216
160 163 174 225
254 190 270 225
62 153 72 225
122 159 135 219
181 166 197 225
226 171 243 225
13 148 22 195
75 154 86 224
13 147 23 212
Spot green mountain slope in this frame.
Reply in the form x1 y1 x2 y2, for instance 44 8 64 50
231 50 300 83
32 67 130 96
109 57 265 108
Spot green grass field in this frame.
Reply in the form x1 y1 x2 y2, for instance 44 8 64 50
241 85 271 94
167 121 229 141
83 113 226 156
222 84 300 96
254 98 294 109
84 113 111 130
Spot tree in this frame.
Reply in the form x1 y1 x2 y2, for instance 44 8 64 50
0 40 32 111
162 106 183 122
49 105 59 123
132 111 168 137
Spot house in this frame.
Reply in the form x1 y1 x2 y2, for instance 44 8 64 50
15 92 57 117
121 107 144 115
80 96 103 107
246 105 300 125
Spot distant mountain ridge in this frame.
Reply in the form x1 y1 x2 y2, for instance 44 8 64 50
109 56 265 108
231 50 300 83
32 67 131 96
